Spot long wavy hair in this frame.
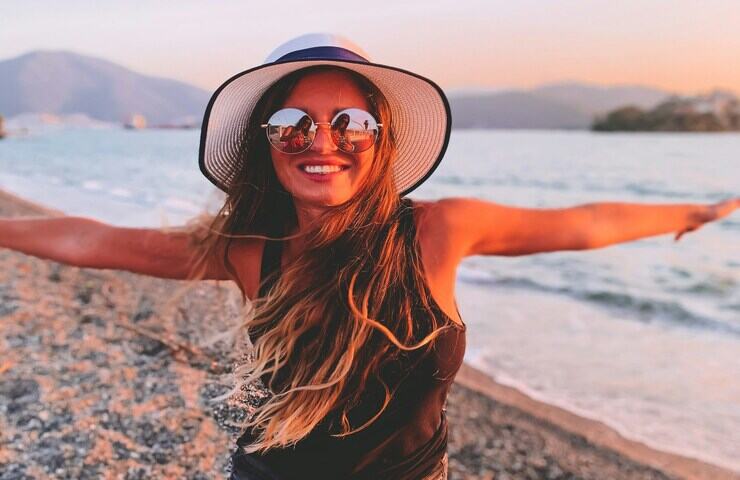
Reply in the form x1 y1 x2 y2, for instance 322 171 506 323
186 65 456 453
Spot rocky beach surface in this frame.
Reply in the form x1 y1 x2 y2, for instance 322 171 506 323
0 189 734 480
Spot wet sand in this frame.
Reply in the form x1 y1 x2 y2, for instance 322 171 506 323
0 188 735 480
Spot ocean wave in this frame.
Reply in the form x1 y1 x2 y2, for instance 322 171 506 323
718 219 740 231
432 175 570 191
666 278 737 296
623 182 695 199
434 175 489 186
721 303 740 312
457 269 740 335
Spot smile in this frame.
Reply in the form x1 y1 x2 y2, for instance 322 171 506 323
299 164 350 175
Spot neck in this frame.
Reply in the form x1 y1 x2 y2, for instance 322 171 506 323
285 199 328 260
294 201 325 232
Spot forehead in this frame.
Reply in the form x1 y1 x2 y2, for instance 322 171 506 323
282 70 371 115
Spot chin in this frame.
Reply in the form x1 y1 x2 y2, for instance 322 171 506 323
293 189 354 208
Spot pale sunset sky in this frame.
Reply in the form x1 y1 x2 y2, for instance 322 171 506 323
1 0 739 94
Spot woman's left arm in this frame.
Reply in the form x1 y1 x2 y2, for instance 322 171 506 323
432 197 739 258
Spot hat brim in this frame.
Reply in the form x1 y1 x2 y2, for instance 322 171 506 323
198 58 451 196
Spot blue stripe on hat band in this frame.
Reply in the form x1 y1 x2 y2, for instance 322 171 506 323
273 46 369 64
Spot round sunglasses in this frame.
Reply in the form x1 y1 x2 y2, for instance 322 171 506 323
261 108 383 154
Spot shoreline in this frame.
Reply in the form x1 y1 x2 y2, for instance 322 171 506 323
455 364 737 480
1 188 737 479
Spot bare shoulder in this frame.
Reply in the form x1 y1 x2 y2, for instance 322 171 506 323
408 197 472 262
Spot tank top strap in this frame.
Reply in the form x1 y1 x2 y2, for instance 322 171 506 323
397 197 467 330
259 235 284 298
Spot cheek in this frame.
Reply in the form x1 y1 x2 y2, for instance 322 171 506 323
270 154 294 189
354 151 375 180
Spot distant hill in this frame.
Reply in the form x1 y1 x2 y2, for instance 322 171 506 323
449 83 671 130
531 82 668 116
0 51 210 125
0 50 681 130
593 90 740 132
449 91 592 129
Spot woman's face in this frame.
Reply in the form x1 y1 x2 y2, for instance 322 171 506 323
270 70 375 208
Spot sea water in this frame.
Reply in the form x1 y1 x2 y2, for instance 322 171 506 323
1 127 738 471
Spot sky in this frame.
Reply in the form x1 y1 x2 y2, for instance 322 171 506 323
2 0 739 94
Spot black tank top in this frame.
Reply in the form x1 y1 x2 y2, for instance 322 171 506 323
232 199 467 480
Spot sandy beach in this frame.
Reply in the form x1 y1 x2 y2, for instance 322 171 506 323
0 188 736 480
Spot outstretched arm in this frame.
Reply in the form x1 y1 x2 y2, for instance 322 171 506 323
0 216 230 280
433 197 739 258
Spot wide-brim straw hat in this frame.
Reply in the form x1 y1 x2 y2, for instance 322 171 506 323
198 33 451 196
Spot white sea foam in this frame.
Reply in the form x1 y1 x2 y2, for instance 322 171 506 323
82 180 102 191
110 187 131 197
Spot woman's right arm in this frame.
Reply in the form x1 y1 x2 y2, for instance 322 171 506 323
0 216 230 280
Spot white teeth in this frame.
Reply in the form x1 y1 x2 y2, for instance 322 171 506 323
302 165 345 174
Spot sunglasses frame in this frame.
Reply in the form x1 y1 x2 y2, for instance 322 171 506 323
260 107 383 155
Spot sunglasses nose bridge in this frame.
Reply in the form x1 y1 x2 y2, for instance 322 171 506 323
309 122 339 153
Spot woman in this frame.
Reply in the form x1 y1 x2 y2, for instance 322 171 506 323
330 112 356 152
277 114 313 153
1 34 737 480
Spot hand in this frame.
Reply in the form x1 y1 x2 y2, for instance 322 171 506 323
675 197 739 241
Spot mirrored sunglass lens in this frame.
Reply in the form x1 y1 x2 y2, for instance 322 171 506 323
331 109 379 152
266 108 315 153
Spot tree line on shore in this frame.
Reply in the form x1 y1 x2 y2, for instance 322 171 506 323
593 91 740 132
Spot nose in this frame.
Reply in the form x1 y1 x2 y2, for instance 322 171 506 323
309 123 338 154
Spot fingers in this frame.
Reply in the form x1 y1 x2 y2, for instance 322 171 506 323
676 198 736 242
714 197 740 217
675 225 699 242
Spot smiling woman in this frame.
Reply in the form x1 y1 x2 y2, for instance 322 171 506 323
189 34 460 480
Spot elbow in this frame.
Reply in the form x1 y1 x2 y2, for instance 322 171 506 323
53 218 111 268
569 205 612 250
54 233 101 268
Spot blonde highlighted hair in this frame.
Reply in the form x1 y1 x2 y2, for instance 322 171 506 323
186 66 456 453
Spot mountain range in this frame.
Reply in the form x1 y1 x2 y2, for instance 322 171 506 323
0 51 209 126
0 50 674 129
447 83 669 129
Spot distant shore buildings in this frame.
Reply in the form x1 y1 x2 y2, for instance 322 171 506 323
0 112 201 132
124 114 147 130
122 113 200 130
593 91 740 132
